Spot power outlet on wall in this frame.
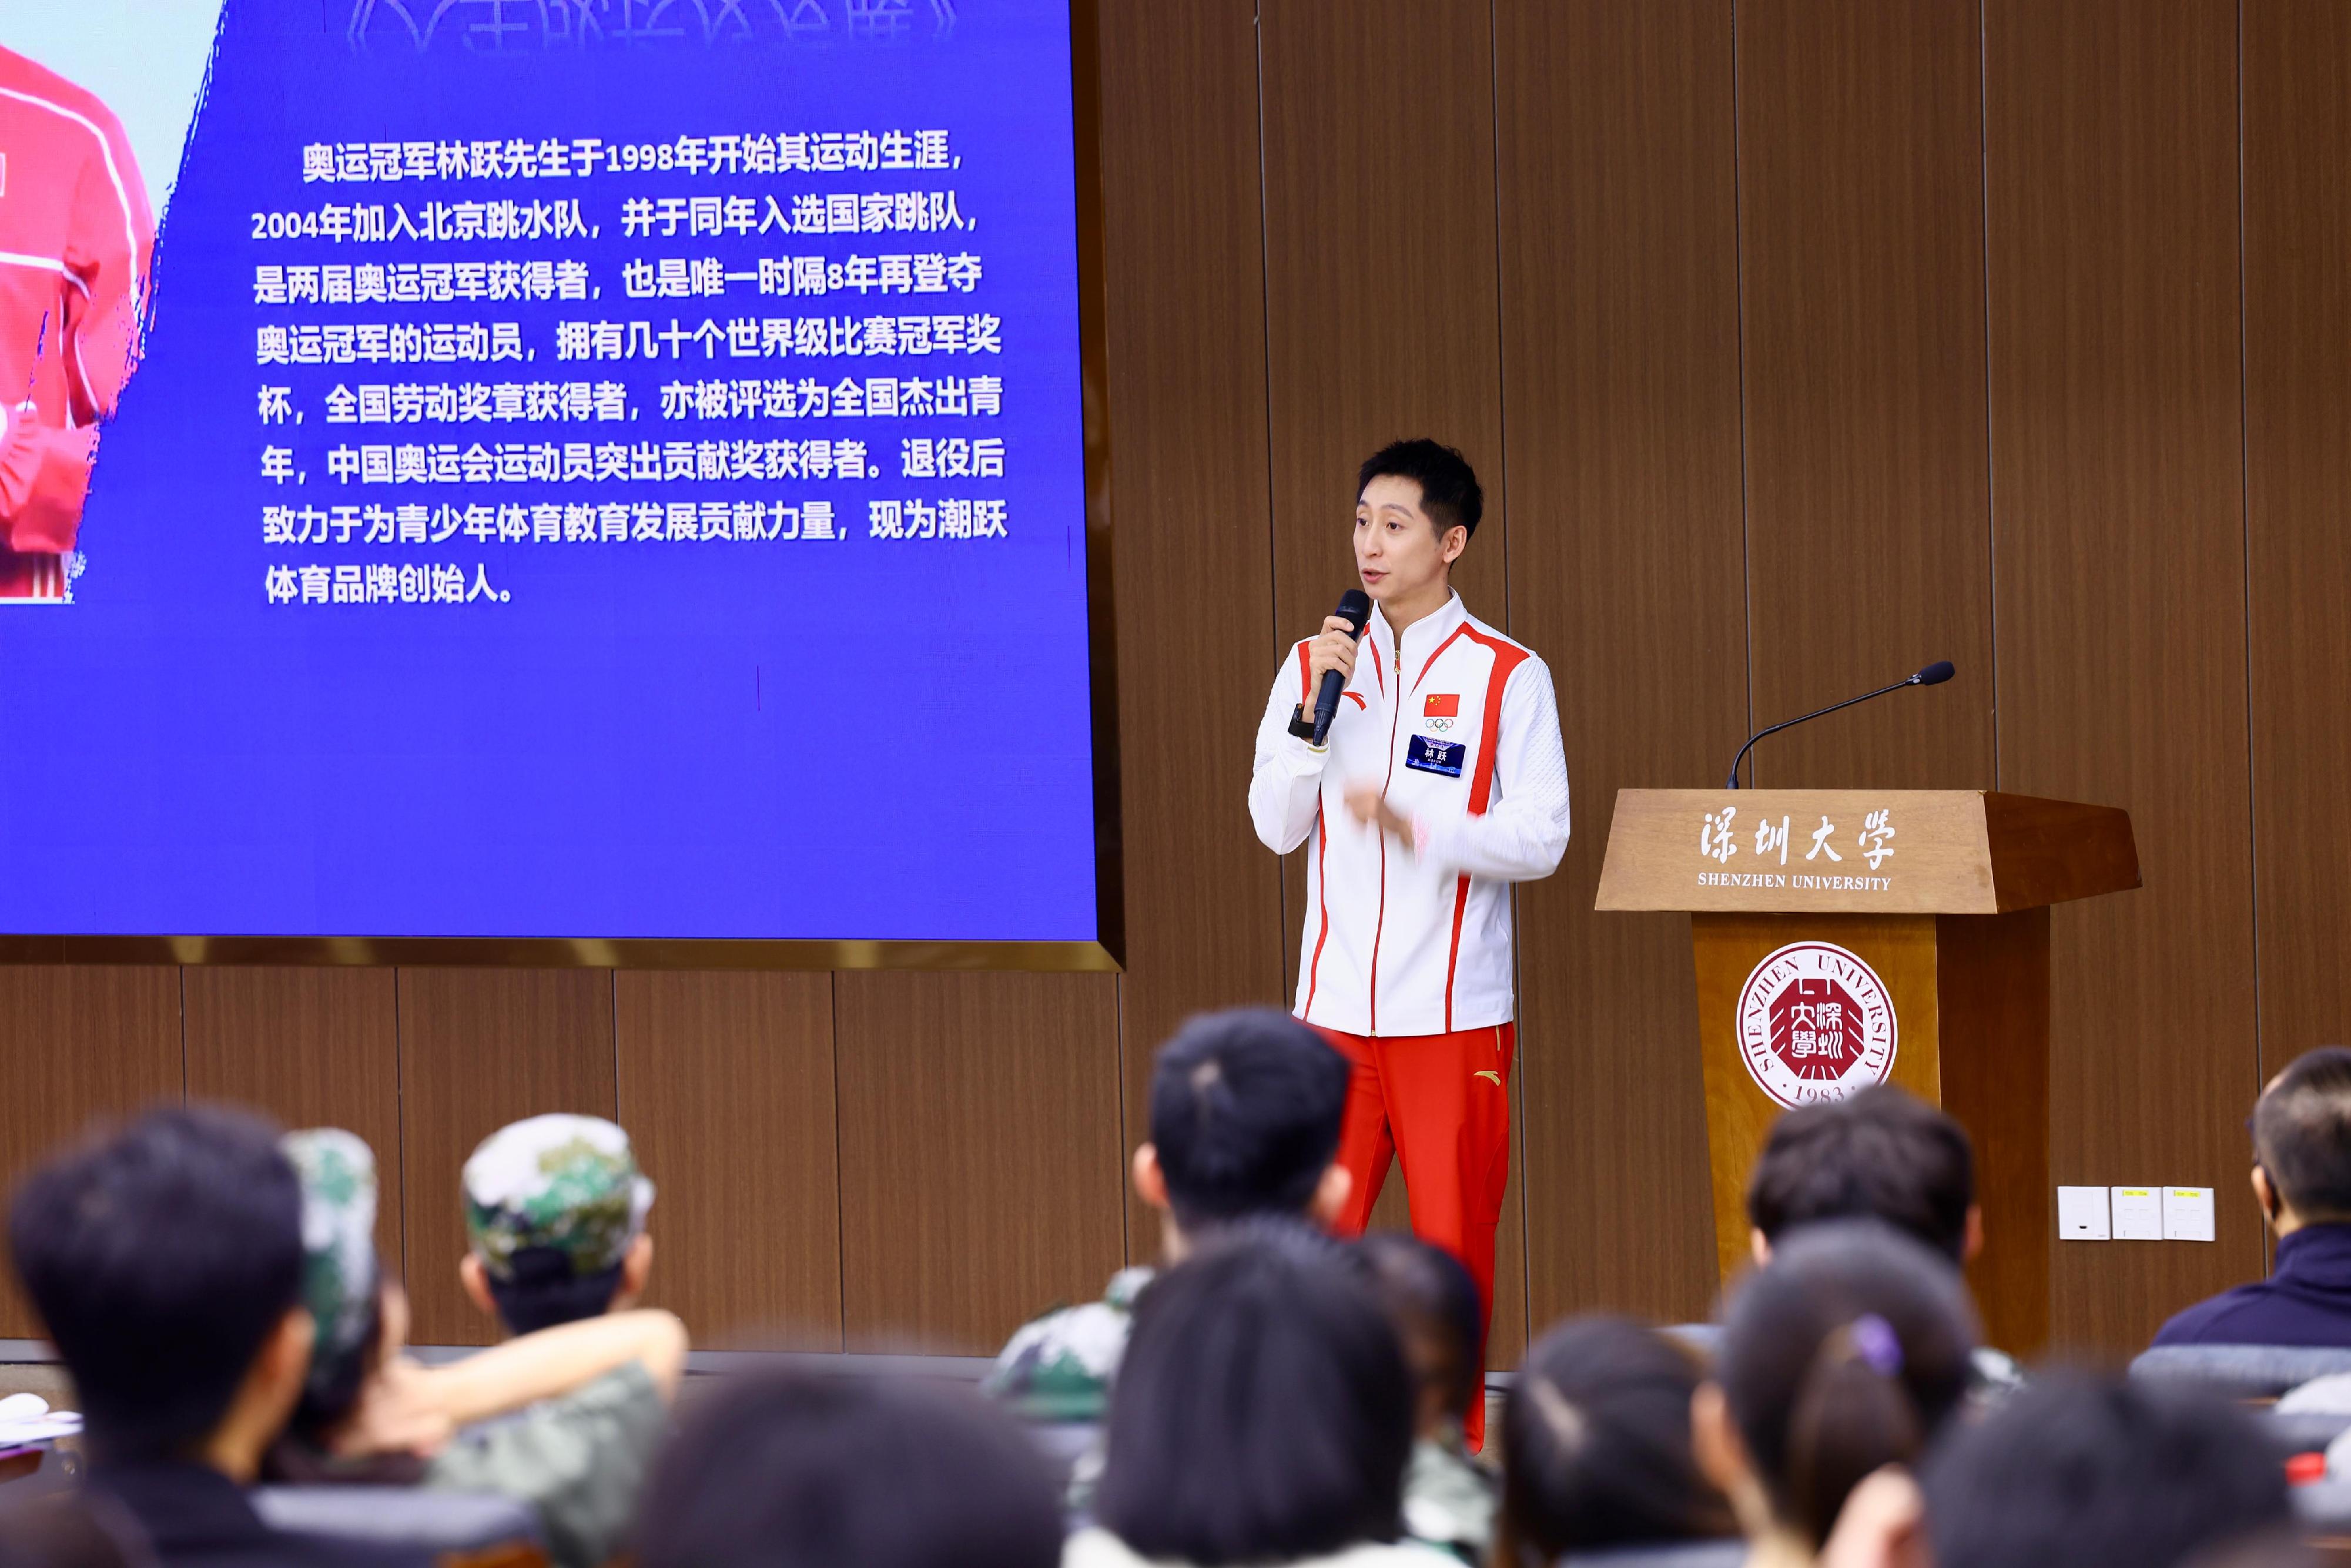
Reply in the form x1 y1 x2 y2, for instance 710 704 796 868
2056 1185 2216 1241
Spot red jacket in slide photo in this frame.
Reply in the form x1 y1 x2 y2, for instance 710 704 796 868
0 44 155 602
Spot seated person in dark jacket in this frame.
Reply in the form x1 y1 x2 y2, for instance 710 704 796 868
2156 1046 2351 1347
8 1104 428 1568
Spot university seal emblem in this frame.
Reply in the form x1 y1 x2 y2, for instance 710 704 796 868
1734 942 1897 1108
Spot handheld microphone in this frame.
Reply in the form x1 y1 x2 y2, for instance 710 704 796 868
1311 589 1375 746
1724 660 1954 788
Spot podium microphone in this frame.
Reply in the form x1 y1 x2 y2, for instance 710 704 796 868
1724 660 1954 788
1312 589 1375 745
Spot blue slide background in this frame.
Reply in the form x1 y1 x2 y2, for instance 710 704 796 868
0 0 1098 942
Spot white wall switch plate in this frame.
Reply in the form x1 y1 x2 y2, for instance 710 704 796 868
2111 1186 2163 1240
2164 1186 2216 1241
2058 1185 2111 1240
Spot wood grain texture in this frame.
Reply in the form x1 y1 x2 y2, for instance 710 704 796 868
1599 789 2139 914
1094 0 1287 1264
1732 0 1995 790
2243 1 2351 1063
1935 909 2051 1356
1979 793 2142 912
1255 1 1527 1353
1983 0 2260 1353
1493 0 1747 1331
0 967 183 1336
834 973 1125 1353
615 971 839 1350
396 969 617 1346
1692 916 1941 1288
1601 789 1993 913
183 967 404 1276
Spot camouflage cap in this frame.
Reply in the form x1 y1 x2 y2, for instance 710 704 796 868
461 1114 654 1282
282 1128 380 1399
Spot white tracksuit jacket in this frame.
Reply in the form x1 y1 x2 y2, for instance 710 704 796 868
1250 592 1570 1037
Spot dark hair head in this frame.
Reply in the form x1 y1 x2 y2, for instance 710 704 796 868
1096 1227 1415 1566
1923 1374 2289 1568
488 1248 626 1335
2253 1047 2351 1220
1357 439 1483 541
1716 1220 1976 1547
1746 1085 1975 1262
1356 1231 1483 1427
9 1104 304 1462
1147 1009 1349 1230
634 1370 1061 1568
288 1276 386 1436
1500 1317 1736 1560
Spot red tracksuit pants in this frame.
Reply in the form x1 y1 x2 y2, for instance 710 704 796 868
1314 1021 1515 1451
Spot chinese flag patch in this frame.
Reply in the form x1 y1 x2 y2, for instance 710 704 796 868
1424 693 1459 718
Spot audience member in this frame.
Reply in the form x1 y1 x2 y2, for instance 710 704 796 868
2156 1046 2351 1345
8 1105 427 1568
1921 1374 2290 1568
987 1009 1351 1422
266 1128 688 1568
633 1369 1063 1568
459 1113 657 1336
1746 1086 2020 1399
1355 1232 1495 1563
1693 1221 1975 1567
1073 1228 1424 1568
1495 1316 1736 1563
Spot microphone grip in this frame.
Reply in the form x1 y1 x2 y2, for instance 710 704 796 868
1311 668 1347 746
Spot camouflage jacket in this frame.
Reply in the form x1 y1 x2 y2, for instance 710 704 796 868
1401 1429 1497 1565
984 1267 1154 1423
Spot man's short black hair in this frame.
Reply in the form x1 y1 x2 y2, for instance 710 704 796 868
1357 439 1482 540
1923 1375 2289 1568
487 1250 626 1336
1746 1084 1975 1261
9 1105 305 1461
1147 1009 1349 1230
635 1369 1061 1568
1095 1228 1414 1566
2253 1047 2351 1220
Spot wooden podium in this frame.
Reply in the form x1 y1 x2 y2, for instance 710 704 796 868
1596 789 2140 1355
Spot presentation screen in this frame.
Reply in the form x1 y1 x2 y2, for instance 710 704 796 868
0 0 1108 955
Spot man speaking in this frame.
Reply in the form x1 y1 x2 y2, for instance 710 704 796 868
1250 438 1568 1445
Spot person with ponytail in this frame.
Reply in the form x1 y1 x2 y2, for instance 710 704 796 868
1690 1220 1975 1567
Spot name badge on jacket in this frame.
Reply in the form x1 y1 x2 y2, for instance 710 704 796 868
1406 733 1465 778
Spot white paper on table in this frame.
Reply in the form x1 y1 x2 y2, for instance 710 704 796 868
2111 1186 2163 1240
2058 1185 2111 1240
2164 1186 2217 1242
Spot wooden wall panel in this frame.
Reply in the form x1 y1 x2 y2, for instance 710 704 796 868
1984 0 2259 1351
183 968 403 1275
1096 0 1286 1261
1733 0 1995 790
835 973 1125 1353
2244 1 2351 1064
0 968 183 1336
396 969 617 1346
615 972 839 1351
1494 0 1747 1332
1256 0 1525 1356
